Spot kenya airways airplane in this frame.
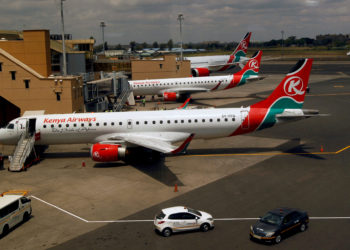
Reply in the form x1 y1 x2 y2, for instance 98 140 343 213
130 50 263 101
188 32 252 77
0 58 318 163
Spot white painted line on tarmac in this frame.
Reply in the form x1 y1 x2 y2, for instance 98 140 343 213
30 196 350 223
215 218 259 221
310 217 350 220
87 220 154 223
30 195 88 223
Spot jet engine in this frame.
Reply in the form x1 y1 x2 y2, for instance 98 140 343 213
91 143 127 162
163 92 179 101
191 68 210 77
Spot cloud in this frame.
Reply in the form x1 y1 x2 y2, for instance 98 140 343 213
0 0 348 44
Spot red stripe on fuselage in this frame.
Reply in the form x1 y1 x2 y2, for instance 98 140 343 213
230 108 268 136
224 74 242 90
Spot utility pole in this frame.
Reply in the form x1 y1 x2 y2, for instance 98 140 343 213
177 14 184 61
60 0 67 76
100 22 106 54
281 30 284 59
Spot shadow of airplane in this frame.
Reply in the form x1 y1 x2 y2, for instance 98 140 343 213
34 138 324 186
185 138 326 160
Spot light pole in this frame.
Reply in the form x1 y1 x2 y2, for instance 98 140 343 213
177 14 184 61
281 30 284 59
60 0 67 76
100 21 106 54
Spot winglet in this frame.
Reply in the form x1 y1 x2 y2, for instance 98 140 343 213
177 97 191 109
171 133 195 154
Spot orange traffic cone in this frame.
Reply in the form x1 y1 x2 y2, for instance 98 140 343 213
320 145 324 152
174 184 178 192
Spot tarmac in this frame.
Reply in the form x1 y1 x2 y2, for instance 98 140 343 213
0 59 349 250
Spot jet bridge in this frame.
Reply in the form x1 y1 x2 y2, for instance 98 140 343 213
85 72 133 112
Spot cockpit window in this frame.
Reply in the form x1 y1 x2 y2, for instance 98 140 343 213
7 123 14 129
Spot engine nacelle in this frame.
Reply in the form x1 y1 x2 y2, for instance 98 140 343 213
91 143 127 162
191 68 210 77
163 92 179 101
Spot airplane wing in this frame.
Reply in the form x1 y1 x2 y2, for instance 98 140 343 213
160 88 209 95
106 132 195 154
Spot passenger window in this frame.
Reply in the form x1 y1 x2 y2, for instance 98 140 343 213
217 118 220 122
51 125 54 128
209 119 213 122
89 123 92 127
111 122 115 126
144 121 148 125
232 117 235 121
96 123 100 126
160 120 163 124
181 120 184 123
119 122 122 125
43 125 47 128
66 124 69 127
167 120 171 124
74 124 77 127
202 119 205 122
136 121 139 125
182 213 196 220
152 121 156 124
81 123 84 127
188 119 191 123
104 122 107 126
58 124 62 128
225 118 228 122
175 120 178 123
194 119 198 123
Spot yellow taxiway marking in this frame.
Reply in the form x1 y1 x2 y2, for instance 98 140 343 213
182 145 350 158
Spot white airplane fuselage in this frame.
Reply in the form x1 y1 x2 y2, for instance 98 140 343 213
130 74 234 96
187 55 249 71
0 108 249 146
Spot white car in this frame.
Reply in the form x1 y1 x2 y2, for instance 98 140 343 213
154 206 214 237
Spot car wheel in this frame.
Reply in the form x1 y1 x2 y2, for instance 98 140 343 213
23 212 30 222
300 223 307 232
200 223 210 232
275 234 282 244
2 225 9 236
162 228 172 237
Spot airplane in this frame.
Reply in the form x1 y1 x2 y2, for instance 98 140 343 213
187 32 252 77
0 58 318 163
130 50 264 101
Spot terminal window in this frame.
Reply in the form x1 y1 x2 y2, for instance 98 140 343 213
56 93 61 101
24 80 30 89
0 62 2 71
10 71 16 80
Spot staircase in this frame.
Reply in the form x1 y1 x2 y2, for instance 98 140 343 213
9 133 35 172
113 80 132 111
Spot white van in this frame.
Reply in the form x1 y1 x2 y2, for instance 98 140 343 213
0 191 32 236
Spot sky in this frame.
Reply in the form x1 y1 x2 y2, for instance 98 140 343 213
0 0 349 45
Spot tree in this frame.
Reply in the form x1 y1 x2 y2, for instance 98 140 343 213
153 41 159 48
167 39 173 50
129 41 136 51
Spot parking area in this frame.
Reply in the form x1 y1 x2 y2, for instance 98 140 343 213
0 60 349 249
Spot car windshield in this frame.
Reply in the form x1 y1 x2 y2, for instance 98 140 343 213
260 212 283 225
156 211 165 220
187 208 202 217
6 123 14 129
